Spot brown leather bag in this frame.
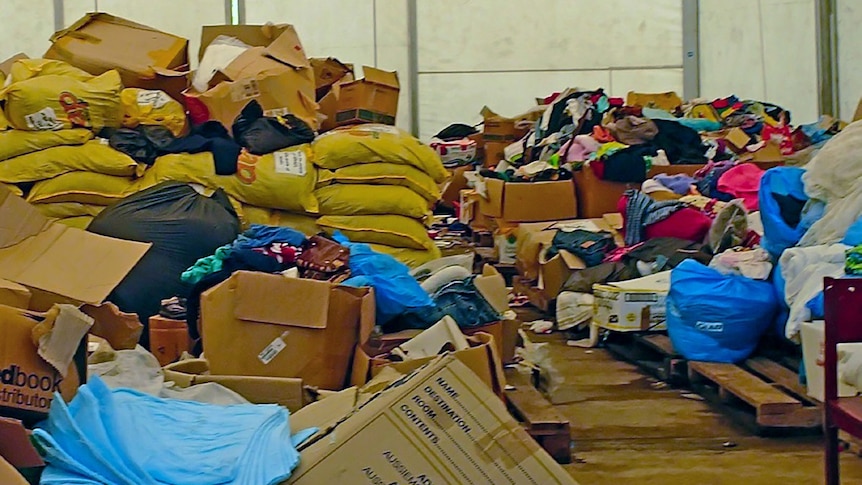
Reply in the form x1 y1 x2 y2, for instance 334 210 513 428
297 235 350 280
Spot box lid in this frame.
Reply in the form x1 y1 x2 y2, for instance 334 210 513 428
603 270 671 291
474 264 509 314
358 66 399 89
232 271 330 329
0 187 150 306
199 23 291 60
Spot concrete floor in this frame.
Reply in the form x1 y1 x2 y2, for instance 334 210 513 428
522 332 862 484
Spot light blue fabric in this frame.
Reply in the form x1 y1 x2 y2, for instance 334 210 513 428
641 107 722 132
642 107 676 120
667 260 779 363
759 167 809 258
843 216 862 246
333 232 435 324
34 376 312 485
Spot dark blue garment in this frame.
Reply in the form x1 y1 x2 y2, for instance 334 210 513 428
235 224 306 251
429 276 502 328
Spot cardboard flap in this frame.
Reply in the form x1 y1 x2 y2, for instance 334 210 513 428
290 386 358 444
265 26 310 69
200 24 291 60
393 316 470 360
475 264 509 314
360 66 399 88
0 188 52 249
559 250 587 270
232 271 330 329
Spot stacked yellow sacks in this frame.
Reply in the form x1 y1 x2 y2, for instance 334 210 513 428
310 124 447 268
0 59 139 228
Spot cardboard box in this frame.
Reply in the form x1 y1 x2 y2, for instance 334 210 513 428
310 57 353 99
335 66 400 126
0 280 30 310
480 178 578 222
352 331 507 397
458 189 495 231
186 24 318 132
201 270 375 390
162 358 315 412
440 165 472 207
148 315 190 367
0 305 87 422
317 71 354 132
288 354 577 484
514 220 576 282
574 164 704 218
481 107 529 167
537 219 625 300
430 138 478 167
366 320 509 363
592 271 671 332
0 186 150 311
45 13 189 102
800 320 860 402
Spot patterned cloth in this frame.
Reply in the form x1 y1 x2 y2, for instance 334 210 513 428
624 190 685 245
846 244 862 275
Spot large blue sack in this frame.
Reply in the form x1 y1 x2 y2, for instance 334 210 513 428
667 260 779 363
759 167 807 258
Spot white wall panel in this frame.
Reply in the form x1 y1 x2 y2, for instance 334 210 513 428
245 0 376 69
417 0 682 72
64 0 96 26
418 70 611 140
838 0 862 120
374 0 411 131
0 0 56 60
94 0 227 67
700 0 819 124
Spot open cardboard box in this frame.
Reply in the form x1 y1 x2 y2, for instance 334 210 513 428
45 13 190 102
185 24 318 132
201 270 375 390
287 354 577 484
480 178 578 223
335 66 400 126
593 271 671 332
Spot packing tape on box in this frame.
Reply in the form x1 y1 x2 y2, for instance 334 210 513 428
474 420 538 469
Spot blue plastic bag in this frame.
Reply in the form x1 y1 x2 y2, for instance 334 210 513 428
333 232 435 324
759 167 808 258
667 260 779 363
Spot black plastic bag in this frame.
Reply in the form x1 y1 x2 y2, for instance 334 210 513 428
87 182 240 348
103 126 175 165
232 100 315 155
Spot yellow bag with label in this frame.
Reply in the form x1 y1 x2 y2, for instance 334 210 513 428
0 140 142 183
56 216 94 229
33 202 106 218
317 215 434 251
0 128 93 162
121 88 188 137
27 172 138 205
312 124 447 183
316 163 441 202
367 243 443 269
142 146 318 213
3 70 123 132
8 59 93 83
314 184 430 219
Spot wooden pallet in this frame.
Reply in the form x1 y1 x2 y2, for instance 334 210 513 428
506 384 572 464
688 360 821 432
605 333 687 385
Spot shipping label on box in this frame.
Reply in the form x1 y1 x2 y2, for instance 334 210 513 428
592 272 670 332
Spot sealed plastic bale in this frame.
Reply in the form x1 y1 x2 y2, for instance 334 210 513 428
312 124 448 182
0 128 93 162
0 140 142 183
140 146 318 213
667 260 778 363
316 163 442 202
121 88 188 137
314 184 430 219
3 70 123 132
317 214 435 251
27 172 138 205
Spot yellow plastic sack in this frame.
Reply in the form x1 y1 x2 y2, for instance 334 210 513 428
3 70 123 132
8 59 93 83
141 146 318 213
239 205 322 236
626 91 683 111
314 184 430 219
56 216 94 229
33 202 105 218
316 163 442 202
0 128 93 162
121 88 188 137
1 183 22 197
367 243 443 269
0 105 7 131
27 172 138 205
312 124 447 183
317 215 434 251
0 140 142 183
